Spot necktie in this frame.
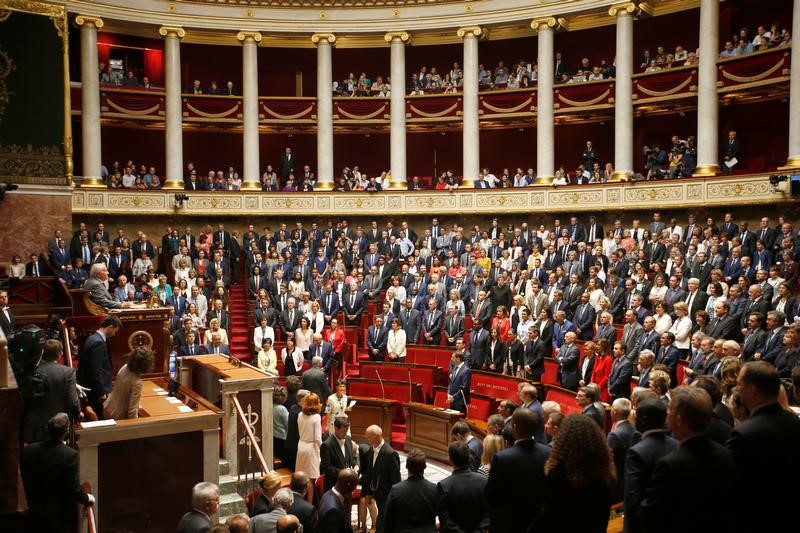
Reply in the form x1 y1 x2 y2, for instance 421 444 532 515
33 263 39 277
83 245 90 264
686 292 695 310
350 294 355 307
289 311 294 325
327 295 331 310
429 312 435 326
189 345 194 355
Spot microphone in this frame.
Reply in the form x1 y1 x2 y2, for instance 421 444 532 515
375 369 386 400
459 388 468 414
407 366 413 403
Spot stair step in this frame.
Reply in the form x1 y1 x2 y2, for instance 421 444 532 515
219 492 247 518
218 474 239 495
219 459 230 475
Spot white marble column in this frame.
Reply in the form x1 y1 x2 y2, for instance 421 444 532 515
312 33 336 190
610 3 636 181
75 15 104 187
694 0 720 176
159 26 186 189
532 18 559 184
784 0 800 169
238 31 262 189
458 26 483 188
385 32 410 190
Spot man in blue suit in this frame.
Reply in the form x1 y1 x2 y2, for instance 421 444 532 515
318 468 359 533
320 285 340 325
552 310 576 349
655 332 680 384
756 311 785 364
608 341 634 400
421 299 443 345
485 408 550 532
366 315 389 362
448 351 471 414
77 315 122 419
624 399 678 533
309 333 335 373
204 333 231 356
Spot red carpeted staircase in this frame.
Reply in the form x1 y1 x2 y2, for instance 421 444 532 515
228 269 251 361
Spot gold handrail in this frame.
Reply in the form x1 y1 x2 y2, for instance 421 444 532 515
60 319 74 368
82 482 97 533
231 392 270 474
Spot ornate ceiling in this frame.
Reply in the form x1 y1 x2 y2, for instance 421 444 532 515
175 0 463 5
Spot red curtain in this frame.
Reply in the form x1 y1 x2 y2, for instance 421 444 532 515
97 43 111 65
144 49 164 86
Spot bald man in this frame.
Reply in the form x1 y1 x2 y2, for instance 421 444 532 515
361 425 401 533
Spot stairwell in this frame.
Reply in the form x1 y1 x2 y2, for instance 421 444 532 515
228 266 251 361
218 459 248 522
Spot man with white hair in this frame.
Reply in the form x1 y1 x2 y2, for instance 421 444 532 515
681 277 709 324
301 356 332 404
607 398 634 501
176 482 219 533
84 263 132 309
249 488 294 533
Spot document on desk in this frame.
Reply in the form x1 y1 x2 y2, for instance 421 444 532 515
166 397 183 404
81 419 117 429
177 405 193 413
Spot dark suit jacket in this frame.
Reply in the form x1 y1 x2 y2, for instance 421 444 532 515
681 290 709 323
384 475 438 533
343 291 366 319
83 277 122 310
20 439 90 533
289 491 318 533
203 344 230 356
280 309 302 336
437 468 489 533
706 314 740 341
76 332 113 400
399 308 422 345
448 364 471 413
468 328 490 369
573 303 596 340
642 435 735 533
361 441 401 503
444 315 465 343
486 439 550 532
608 357 634 399
524 338 547 381
317 489 353 533
23 361 80 443
366 325 389 360
556 343 580 391
608 419 637 500
422 309 443 344
301 367 332 404
726 402 800 532
624 431 678 533
320 434 357 492
0 306 14 337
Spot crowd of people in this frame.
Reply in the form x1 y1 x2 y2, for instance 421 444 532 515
11 205 800 532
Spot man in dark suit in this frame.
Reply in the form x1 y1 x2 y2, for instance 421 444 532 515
288 472 318 533
383 449 437 533
555 331 580 390
421 299 443 345
309 333 336 373
573 292 596 341
721 130 740 174
280 298 302 339
727 361 800 532
204 333 231 356
621 309 645 360
343 282 366 326
301 356 332 405
280 147 296 181
636 316 660 360
624 399 678 533
443 306 465 346
361 425 401 533
448 351 471 414
468 320 490 370
655 332 680 384
207 299 229 331
438 441 489 532
284 389 307 471
321 286 340 325
76 315 122 419
740 313 767 362
680 278 709 324
320 416 357 492
20 413 94 533
22 340 80 443
318 468 358 533
399 298 422 345
486 408 550 531
366 315 389 362
523 326 546 381
641 387 735 533
0 290 14 337
756 311 785 364
706 300 740 341
577 385 604 428
608 341 634 400
607 398 636 501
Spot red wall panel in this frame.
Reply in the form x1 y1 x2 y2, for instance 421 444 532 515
333 133 390 178
101 126 165 172
182 43 241 93
554 121 614 172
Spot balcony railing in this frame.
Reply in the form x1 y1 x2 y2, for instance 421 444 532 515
73 46 790 129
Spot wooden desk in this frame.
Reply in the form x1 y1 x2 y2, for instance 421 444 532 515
358 362 445 402
179 355 275 477
404 402 464 463
76 379 220 533
470 370 533 401
347 396 397 444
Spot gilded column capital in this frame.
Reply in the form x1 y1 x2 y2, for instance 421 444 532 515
74 15 104 29
158 26 186 39
456 26 485 39
530 17 567 33
237 31 262 44
384 31 411 44
311 33 337 45
608 2 640 17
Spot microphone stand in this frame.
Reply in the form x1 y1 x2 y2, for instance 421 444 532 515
408 366 413 403
375 369 386 400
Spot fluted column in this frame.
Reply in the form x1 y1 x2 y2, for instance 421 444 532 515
75 15 104 187
694 0 720 176
784 0 800 169
238 31 262 189
609 3 637 182
532 18 559 184
159 26 186 190
312 33 336 191
385 31 410 190
458 26 483 188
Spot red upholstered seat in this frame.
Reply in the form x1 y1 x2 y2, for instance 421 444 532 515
467 395 493 420
544 385 582 415
541 358 560 386
433 390 449 408
677 359 688 386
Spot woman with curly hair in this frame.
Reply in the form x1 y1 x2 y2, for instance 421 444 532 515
535 414 614 532
719 355 742 408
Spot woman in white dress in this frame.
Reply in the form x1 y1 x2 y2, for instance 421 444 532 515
173 257 190 285
8 255 25 278
386 318 407 361
295 393 322 478
668 301 693 358
648 274 668 308
586 278 605 311
203 318 229 346
325 380 351 435
253 317 275 351
653 302 673 334
257 338 278 376
306 300 325 334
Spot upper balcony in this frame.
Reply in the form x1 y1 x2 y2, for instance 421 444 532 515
70 47 791 133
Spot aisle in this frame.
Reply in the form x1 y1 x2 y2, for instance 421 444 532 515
228 267 251 361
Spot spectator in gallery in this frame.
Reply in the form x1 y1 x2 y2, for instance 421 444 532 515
121 70 139 87
191 79 202 94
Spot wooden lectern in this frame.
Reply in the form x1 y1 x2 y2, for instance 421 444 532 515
404 402 464 463
347 396 397 444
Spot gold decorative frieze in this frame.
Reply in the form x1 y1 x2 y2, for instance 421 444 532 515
71 175 788 216
456 26 485 39
608 2 640 18
530 17 567 33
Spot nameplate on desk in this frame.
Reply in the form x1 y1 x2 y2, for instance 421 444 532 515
166 397 183 404
177 405 193 413
442 409 461 414
81 419 117 429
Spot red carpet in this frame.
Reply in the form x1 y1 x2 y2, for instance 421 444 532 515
228 263 250 361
